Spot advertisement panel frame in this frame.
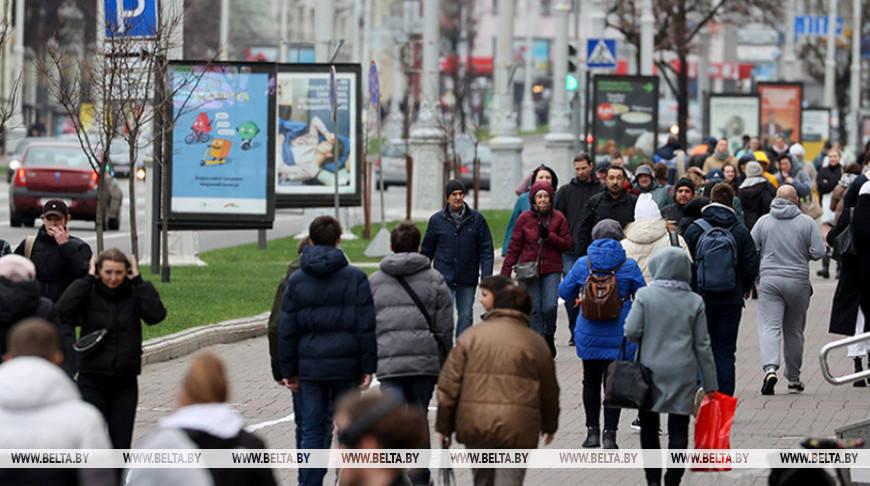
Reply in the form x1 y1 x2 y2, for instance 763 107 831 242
274 63 363 209
756 82 803 147
800 107 831 163
165 61 276 229
590 74 659 164
706 94 760 155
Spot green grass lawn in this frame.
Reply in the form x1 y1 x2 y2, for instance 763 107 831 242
140 209 511 340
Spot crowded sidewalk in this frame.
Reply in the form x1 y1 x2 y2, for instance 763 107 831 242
132 268 862 485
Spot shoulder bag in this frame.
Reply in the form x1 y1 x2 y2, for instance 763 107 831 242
513 213 550 281
603 337 652 410
832 207 858 261
395 275 448 366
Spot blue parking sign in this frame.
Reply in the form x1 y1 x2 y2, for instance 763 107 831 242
105 0 158 38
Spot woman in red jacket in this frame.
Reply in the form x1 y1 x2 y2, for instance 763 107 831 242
501 181 571 356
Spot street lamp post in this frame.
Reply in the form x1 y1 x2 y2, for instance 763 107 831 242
545 1 576 183
849 0 861 150
823 0 837 110
520 0 536 133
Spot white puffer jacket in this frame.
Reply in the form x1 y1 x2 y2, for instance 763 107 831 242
621 218 691 283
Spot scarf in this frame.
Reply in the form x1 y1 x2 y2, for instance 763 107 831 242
715 151 729 161
649 279 692 291
739 176 768 189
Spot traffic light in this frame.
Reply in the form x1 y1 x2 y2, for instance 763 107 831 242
567 41 578 91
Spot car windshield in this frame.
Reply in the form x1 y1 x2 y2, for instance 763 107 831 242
382 144 408 157
23 146 91 169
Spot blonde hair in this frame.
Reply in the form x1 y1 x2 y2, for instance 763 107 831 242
181 351 228 404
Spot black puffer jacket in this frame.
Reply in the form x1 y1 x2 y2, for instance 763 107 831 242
554 176 603 256
575 191 638 256
738 181 776 230
817 164 842 196
54 275 166 376
14 227 92 302
0 280 53 355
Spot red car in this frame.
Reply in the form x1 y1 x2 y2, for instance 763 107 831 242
9 142 124 229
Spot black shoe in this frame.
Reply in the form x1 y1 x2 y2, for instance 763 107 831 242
581 427 600 448
545 334 556 358
761 370 777 395
568 336 575 346
631 417 641 431
854 358 867 388
817 269 830 279
602 429 618 449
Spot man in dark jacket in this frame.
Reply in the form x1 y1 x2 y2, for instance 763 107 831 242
575 166 638 256
370 222 453 486
661 178 695 225
554 152 602 343
277 215 376 486
421 180 493 338
14 199 91 376
739 161 777 231
683 183 760 396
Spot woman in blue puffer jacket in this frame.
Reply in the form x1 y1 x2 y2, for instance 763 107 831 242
558 218 646 451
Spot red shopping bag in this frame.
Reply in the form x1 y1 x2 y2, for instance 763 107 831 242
691 391 738 471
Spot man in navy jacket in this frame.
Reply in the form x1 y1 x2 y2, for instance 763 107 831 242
421 180 494 338
278 215 377 486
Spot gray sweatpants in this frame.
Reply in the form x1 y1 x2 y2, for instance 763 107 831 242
757 276 812 382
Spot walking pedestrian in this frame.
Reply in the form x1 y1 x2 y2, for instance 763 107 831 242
559 219 646 449
702 138 737 173
575 166 638 256
774 153 812 199
277 215 377 486
624 247 718 486
660 178 695 226
54 249 166 449
0 318 114 486
478 275 513 315
621 193 691 283
370 221 453 486
437 285 559 486
555 152 604 343
14 199 92 376
126 352 277 486
421 180 494 338
0 254 53 355
738 161 776 231
683 183 760 396
816 147 843 278
501 181 571 354
503 164 559 255
635 164 674 209
751 186 826 395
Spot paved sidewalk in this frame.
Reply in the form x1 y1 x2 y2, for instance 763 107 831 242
134 271 866 485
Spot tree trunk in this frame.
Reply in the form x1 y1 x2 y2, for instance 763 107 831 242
677 52 689 149
128 143 139 257
160 152 170 283
95 155 108 253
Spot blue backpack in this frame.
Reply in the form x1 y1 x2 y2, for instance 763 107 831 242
693 219 738 293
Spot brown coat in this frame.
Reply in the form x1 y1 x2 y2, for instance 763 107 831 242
435 309 559 448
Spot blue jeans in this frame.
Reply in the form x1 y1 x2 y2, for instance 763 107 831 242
299 379 358 486
562 254 580 336
450 285 476 338
380 376 438 486
704 303 743 396
521 272 561 336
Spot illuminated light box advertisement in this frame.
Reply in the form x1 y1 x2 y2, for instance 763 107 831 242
168 62 275 223
801 108 831 163
708 94 760 154
757 82 803 146
275 64 362 208
591 75 659 165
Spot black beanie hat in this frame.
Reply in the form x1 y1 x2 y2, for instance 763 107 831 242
445 179 465 198
673 177 695 196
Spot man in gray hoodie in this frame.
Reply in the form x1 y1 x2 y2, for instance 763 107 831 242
751 185 826 395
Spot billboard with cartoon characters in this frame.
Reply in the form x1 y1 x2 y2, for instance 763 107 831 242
167 62 275 226
275 64 362 208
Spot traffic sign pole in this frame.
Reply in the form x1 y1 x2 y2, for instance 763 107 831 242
330 66 339 220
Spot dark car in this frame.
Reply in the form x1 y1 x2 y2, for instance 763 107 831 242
9 142 123 229
374 140 410 189
107 139 143 178
457 142 491 191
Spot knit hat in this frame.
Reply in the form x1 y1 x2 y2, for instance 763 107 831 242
0 254 36 282
634 193 662 221
745 161 764 178
673 178 695 195
706 168 725 183
444 179 465 198
635 165 654 178
860 180 870 196
594 161 611 173
591 219 624 241
789 144 805 158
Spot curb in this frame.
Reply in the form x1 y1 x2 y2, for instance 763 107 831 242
141 312 269 366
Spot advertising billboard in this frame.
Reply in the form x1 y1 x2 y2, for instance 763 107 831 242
167 62 275 228
275 64 362 208
707 94 760 155
591 75 659 164
757 82 803 146
801 108 831 163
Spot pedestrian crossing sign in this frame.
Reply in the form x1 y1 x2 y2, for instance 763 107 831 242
587 39 617 68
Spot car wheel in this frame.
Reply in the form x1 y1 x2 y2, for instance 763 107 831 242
10 210 21 227
108 215 120 230
378 181 389 190
5 172 11 184
23 217 35 227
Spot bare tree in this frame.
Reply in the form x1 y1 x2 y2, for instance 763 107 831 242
0 0 23 136
440 0 478 134
606 0 780 146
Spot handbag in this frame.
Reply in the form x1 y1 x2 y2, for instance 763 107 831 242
832 207 857 261
73 328 109 359
603 337 652 410
512 213 550 282
800 196 823 220
395 275 448 366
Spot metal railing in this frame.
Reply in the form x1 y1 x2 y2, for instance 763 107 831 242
820 331 870 385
